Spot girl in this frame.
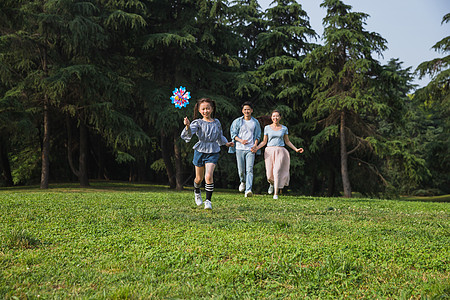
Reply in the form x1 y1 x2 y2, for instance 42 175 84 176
181 98 234 209
252 110 304 199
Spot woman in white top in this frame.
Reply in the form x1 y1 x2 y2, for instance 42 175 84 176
252 110 304 199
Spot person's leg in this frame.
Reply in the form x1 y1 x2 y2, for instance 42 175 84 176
195 165 205 186
273 176 279 197
204 163 216 209
236 150 246 192
194 166 205 206
244 151 255 194
264 147 275 194
272 149 281 198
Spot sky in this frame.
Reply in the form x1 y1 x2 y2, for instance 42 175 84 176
257 0 449 88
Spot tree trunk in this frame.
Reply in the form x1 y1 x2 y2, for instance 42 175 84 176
0 139 13 187
327 168 336 197
40 94 50 189
161 132 176 188
78 122 90 187
174 136 183 191
40 47 50 189
95 139 107 180
340 110 352 197
66 117 80 178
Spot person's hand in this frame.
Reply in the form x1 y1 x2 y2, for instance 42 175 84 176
226 141 234 147
184 117 190 128
251 145 258 153
241 139 249 145
296 148 304 153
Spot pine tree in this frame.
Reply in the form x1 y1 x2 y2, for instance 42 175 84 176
414 13 450 193
44 0 149 186
228 0 265 70
238 0 316 110
139 0 240 190
303 0 391 197
0 0 56 188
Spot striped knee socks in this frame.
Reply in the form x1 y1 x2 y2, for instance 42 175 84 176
194 181 201 194
205 183 214 201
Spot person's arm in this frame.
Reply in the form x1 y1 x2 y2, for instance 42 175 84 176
181 118 197 142
253 117 261 148
252 134 268 152
217 120 234 147
253 139 259 148
284 134 304 153
230 118 247 144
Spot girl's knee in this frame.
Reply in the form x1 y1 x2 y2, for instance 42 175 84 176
205 174 214 183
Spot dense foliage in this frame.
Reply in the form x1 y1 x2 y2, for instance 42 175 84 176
0 0 448 197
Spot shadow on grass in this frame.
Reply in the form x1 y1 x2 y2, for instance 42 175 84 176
0 181 173 193
398 194 450 203
2 181 449 203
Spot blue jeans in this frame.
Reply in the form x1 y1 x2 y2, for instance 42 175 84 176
236 150 255 192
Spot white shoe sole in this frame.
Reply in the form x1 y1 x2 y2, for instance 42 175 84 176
194 193 203 206
204 200 212 210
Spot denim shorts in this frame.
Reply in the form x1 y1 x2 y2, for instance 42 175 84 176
193 150 220 167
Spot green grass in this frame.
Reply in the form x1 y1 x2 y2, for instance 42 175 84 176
0 183 449 299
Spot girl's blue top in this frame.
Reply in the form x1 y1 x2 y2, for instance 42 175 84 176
264 125 289 147
181 119 229 153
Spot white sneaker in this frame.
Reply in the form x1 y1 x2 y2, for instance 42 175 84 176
194 192 203 206
239 182 245 192
273 195 278 200
245 191 253 197
268 184 274 194
204 200 212 210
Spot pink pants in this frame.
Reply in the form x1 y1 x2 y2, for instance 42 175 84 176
264 146 290 189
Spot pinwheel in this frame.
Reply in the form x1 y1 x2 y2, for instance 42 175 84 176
170 86 191 109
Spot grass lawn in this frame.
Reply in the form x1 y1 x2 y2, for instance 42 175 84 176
0 183 449 299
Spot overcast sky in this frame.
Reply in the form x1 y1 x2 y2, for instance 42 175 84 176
257 0 449 88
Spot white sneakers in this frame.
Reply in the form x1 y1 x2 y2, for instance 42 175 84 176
239 182 245 192
204 200 212 210
195 191 212 209
245 191 253 197
194 192 203 206
195 192 212 209
273 195 278 200
268 184 274 194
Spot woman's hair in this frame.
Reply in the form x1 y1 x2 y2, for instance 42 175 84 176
194 98 216 119
271 109 282 118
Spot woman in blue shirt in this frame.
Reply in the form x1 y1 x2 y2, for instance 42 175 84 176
181 98 234 209
252 110 304 199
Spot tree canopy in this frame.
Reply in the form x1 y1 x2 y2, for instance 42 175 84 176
0 0 448 197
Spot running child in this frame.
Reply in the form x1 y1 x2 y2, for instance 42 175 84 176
181 98 234 209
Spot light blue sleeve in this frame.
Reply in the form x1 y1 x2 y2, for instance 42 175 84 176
216 119 229 146
230 117 241 140
180 120 199 143
253 117 262 142
228 118 240 154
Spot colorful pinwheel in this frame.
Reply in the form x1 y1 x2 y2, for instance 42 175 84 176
170 86 191 109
